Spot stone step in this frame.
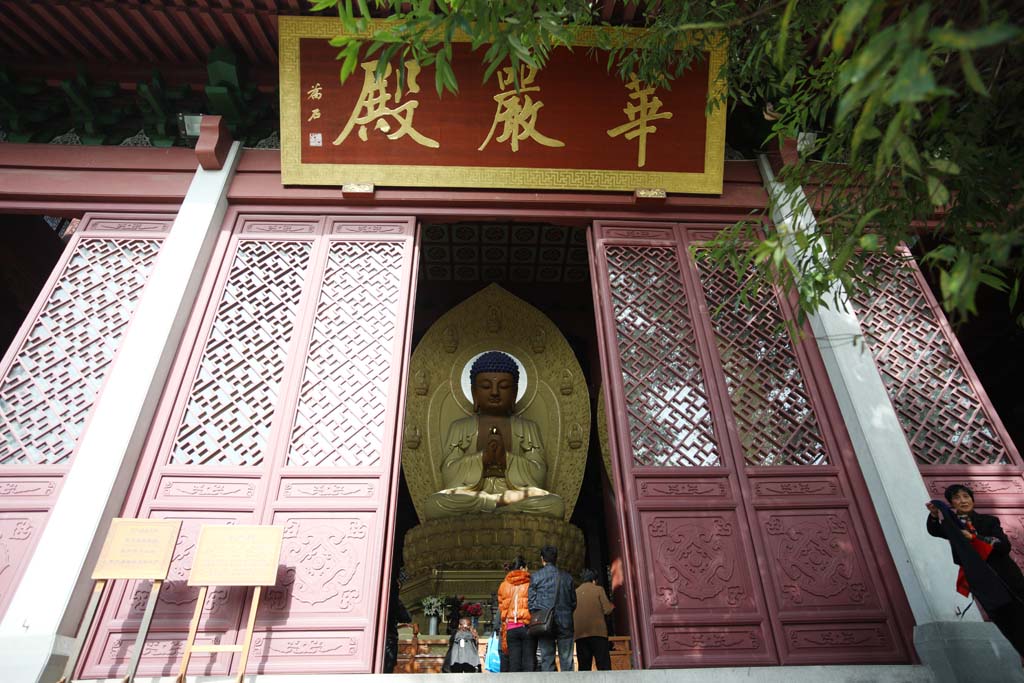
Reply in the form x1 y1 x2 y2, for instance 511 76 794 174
85 664 934 683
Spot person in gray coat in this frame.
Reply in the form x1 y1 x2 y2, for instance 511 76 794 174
528 544 576 671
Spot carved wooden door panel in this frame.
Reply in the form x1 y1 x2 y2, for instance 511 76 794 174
590 221 914 668
0 214 171 620
81 213 415 678
849 249 1024 569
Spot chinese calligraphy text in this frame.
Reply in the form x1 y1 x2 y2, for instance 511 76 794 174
281 18 725 194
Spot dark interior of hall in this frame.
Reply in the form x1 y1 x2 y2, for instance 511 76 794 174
0 214 71 359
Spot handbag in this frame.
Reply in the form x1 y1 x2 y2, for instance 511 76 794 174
484 631 502 672
528 572 564 638
527 605 555 638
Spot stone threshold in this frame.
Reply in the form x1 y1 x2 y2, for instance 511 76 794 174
83 664 933 683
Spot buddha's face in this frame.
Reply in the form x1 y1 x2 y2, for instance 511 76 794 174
472 371 517 415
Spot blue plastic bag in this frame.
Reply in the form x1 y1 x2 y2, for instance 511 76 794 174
484 631 502 672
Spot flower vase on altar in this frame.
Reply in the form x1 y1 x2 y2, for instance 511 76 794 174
422 595 445 636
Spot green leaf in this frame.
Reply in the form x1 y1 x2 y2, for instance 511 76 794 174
832 0 873 52
884 49 937 104
434 50 458 95
433 51 447 97
859 233 880 250
329 35 350 47
853 208 882 236
836 84 867 124
926 175 950 206
896 136 922 174
310 0 338 12
928 157 961 175
959 50 989 96
978 271 1007 291
507 34 536 67
851 89 882 154
355 0 371 21
929 23 1021 50
772 243 786 271
775 0 798 67
874 108 906 177
838 24 896 89
482 55 504 84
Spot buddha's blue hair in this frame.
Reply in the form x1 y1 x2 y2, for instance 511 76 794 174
470 351 519 385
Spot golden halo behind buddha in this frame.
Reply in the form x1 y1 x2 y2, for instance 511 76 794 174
401 283 590 522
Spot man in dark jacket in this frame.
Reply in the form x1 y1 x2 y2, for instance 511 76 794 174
528 544 576 671
383 577 412 673
927 483 1024 656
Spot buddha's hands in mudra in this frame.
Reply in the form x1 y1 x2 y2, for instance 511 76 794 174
481 426 507 478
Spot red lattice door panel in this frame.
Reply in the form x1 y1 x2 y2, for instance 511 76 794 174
80 214 416 678
849 248 1023 554
590 221 914 668
0 214 171 620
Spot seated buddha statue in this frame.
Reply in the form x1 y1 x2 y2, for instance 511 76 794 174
421 351 564 520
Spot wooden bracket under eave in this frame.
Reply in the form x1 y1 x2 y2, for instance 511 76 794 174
195 115 233 170
633 188 667 204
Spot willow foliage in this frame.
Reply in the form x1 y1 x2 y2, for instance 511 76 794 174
314 0 1023 325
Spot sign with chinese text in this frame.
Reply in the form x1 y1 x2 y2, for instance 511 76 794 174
188 525 283 587
280 17 726 194
91 518 180 580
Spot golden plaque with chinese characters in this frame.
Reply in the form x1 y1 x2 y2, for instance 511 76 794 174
187 524 283 587
279 17 726 194
92 518 181 581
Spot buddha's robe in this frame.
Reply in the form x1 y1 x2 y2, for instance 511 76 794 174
422 415 564 519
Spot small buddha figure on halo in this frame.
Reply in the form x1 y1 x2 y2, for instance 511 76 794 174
422 351 564 520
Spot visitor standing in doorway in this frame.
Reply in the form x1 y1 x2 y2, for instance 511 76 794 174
443 617 481 673
528 545 576 671
573 568 614 671
383 574 411 673
498 555 535 671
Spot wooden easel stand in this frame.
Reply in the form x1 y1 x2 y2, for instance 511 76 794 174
58 578 163 683
176 585 262 683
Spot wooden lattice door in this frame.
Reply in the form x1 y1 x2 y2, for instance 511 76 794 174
80 213 416 678
0 214 171 621
849 249 1024 565
590 221 915 668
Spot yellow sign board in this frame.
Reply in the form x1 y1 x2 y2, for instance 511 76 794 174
91 518 181 580
188 525 283 587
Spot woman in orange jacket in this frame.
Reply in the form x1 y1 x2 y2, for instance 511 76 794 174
497 555 534 672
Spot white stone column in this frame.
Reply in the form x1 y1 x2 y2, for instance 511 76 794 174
756 154 1022 683
0 143 241 683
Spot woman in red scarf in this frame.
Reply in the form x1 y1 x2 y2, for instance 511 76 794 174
497 556 534 672
927 483 1024 655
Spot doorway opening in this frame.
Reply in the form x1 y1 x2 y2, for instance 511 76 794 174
0 213 75 359
392 221 629 671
